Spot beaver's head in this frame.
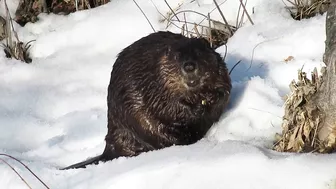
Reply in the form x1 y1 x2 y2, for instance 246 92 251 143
159 37 231 116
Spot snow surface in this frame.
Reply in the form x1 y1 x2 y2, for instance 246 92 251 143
1 0 336 188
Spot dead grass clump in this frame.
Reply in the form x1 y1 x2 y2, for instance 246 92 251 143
15 0 110 26
284 0 330 20
273 67 326 153
2 0 34 64
154 0 253 49
0 16 6 41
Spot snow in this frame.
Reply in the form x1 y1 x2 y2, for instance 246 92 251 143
0 0 336 188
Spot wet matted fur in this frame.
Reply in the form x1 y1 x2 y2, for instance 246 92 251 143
62 31 232 169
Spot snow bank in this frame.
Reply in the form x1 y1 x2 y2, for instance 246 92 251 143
0 0 334 188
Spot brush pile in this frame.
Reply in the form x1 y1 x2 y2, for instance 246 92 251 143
15 0 110 26
157 0 253 49
285 0 330 20
273 67 327 153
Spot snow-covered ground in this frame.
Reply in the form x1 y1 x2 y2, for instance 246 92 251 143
1 0 336 188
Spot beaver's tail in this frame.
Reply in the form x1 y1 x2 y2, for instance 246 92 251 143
61 155 102 170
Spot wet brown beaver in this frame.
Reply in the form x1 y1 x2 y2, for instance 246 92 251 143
62 31 231 169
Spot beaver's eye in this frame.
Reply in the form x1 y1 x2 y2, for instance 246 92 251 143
183 61 197 73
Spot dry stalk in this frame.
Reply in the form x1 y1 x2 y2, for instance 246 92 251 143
0 158 32 189
193 24 201 37
2 0 33 63
229 60 242 75
238 0 254 25
164 0 180 22
184 13 189 37
213 0 233 36
208 13 213 48
132 0 155 32
0 16 6 41
236 0 244 28
0 154 50 189
153 0 251 49
197 0 228 25
168 10 236 48
283 0 330 20
39 0 48 13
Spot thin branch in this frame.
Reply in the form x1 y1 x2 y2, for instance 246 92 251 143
213 0 234 35
169 9 236 31
184 13 189 37
236 0 243 28
40 0 48 13
229 60 242 75
223 44 228 61
170 18 236 33
239 0 254 25
174 10 209 20
4 0 20 43
132 0 155 32
164 0 180 21
193 23 202 37
0 154 50 189
238 0 248 28
198 0 228 25
247 36 282 71
75 0 79 11
207 13 213 48
0 158 32 189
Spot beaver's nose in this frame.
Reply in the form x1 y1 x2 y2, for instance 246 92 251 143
182 61 197 73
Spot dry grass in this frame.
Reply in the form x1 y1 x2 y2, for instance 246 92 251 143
14 0 110 26
0 16 6 41
0 153 50 189
283 0 330 20
1 0 33 63
153 0 254 49
273 67 326 153
64 0 110 12
1 0 34 63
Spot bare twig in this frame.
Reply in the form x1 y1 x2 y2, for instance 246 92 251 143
239 0 254 25
0 158 32 189
164 0 180 21
193 24 201 37
197 0 228 25
85 0 91 9
248 36 282 71
132 0 156 32
283 0 330 20
223 44 228 61
2 0 33 63
207 13 213 48
213 0 233 35
4 0 20 43
229 60 242 75
174 10 210 20
169 9 236 30
166 19 205 36
236 0 243 28
0 154 50 189
75 0 79 11
184 13 189 37
40 0 48 13
181 23 185 36
238 0 248 28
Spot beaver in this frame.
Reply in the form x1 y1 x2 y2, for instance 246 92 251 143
62 31 231 169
